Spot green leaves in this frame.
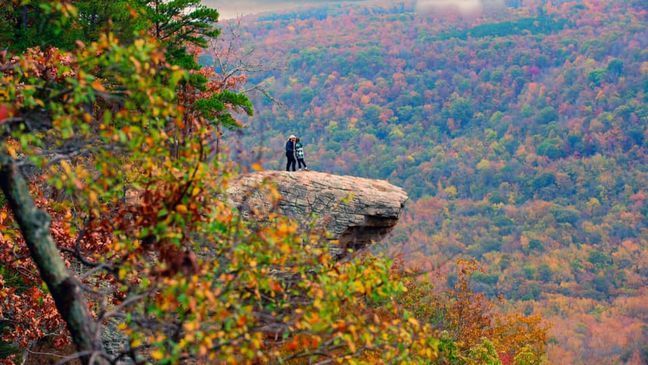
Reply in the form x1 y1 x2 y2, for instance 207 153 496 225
195 90 253 130
141 0 220 68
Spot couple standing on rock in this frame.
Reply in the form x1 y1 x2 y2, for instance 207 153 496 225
285 134 309 172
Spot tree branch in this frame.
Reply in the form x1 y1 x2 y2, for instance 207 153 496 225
0 147 106 365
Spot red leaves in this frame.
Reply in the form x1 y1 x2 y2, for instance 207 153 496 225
0 104 13 122
0 188 87 350
282 334 320 353
160 245 199 277
0 279 69 349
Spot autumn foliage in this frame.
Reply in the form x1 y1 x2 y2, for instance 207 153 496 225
0 1 552 364
399 259 548 365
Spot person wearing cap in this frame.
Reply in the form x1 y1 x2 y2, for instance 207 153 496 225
285 135 297 171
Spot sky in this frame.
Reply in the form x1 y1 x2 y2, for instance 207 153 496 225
417 0 504 14
203 0 367 19
203 0 501 19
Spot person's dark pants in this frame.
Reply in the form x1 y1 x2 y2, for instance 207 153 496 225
286 153 296 171
297 158 307 169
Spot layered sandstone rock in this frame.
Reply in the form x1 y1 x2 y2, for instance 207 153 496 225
228 171 408 256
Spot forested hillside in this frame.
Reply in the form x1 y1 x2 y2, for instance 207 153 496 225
219 0 648 363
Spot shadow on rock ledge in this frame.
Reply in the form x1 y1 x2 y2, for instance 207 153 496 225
228 171 408 257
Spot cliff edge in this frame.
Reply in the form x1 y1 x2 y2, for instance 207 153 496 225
228 171 408 256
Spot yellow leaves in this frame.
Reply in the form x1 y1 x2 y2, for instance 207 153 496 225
191 186 202 197
129 56 142 73
418 344 439 360
407 317 420 329
346 335 358 353
443 185 458 198
586 197 601 211
268 185 281 202
163 157 174 170
130 338 143 348
351 280 365 294
151 349 165 361
118 267 128 280
59 159 74 176
176 204 188 214
133 39 146 50
476 159 491 170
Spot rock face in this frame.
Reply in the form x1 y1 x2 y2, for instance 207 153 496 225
228 171 408 255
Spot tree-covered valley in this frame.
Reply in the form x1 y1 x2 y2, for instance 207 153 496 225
217 0 647 363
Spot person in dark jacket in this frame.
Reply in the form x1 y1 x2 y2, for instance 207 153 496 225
285 135 297 171
295 137 309 171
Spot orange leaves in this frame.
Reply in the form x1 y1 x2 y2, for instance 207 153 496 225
398 259 550 364
175 204 189 214
89 78 105 93
493 313 549 360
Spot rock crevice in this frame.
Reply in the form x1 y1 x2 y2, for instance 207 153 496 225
228 171 408 256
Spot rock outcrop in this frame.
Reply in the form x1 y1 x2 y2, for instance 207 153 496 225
228 171 408 256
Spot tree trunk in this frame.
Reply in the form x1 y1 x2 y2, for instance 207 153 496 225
0 150 104 365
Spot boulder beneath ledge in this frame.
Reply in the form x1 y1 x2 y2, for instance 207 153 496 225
227 171 408 256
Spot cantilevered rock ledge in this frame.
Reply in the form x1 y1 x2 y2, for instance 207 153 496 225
227 171 408 257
